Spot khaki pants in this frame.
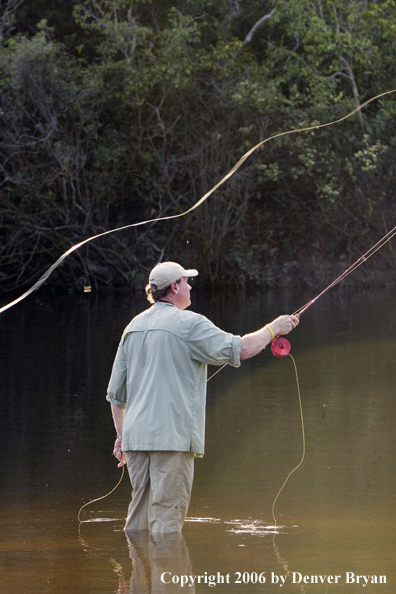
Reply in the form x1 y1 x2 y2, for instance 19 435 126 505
125 451 195 534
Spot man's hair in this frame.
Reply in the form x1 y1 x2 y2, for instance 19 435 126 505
145 278 182 304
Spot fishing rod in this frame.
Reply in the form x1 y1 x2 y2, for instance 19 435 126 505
79 225 396 527
270 223 396 358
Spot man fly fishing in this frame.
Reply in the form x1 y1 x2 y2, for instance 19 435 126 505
106 261 299 534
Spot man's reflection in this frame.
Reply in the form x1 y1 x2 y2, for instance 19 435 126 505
120 531 195 593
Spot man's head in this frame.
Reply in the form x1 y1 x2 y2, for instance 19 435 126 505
145 262 198 308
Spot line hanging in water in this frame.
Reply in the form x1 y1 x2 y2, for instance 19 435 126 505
78 465 125 523
271 354 305 533
1 89 395 315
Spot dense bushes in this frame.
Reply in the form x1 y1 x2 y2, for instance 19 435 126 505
0 0 395 293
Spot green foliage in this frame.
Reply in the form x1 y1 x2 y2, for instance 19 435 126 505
0 0 395 293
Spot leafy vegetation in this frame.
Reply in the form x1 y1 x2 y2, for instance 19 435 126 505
0 0 395 293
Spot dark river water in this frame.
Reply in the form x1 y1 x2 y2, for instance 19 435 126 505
0 284 395 593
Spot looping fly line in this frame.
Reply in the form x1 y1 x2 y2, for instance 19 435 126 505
1 89 395 315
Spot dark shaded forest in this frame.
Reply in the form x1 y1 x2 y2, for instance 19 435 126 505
0 0 395 294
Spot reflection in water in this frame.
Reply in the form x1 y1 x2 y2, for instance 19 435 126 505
0 288 395 593
78 520 308 593
186 517 221 523
225 518 285 535
272 534 307 594
79 528 195 593
125 532 195 593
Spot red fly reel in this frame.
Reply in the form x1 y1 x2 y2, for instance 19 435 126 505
271 337 291 358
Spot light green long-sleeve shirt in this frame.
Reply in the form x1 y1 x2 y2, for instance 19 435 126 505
106 301 241 455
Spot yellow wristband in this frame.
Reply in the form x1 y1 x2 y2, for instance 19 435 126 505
266 325 275 340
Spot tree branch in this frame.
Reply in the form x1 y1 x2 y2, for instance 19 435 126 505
242 8 276 47
338 55 365 131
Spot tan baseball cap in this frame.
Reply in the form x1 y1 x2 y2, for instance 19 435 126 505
149 262 198 290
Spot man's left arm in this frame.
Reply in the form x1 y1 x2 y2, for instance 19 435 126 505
111 403 126 467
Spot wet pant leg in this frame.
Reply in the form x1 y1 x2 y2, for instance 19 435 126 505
125 451 194 534
125 452 151 531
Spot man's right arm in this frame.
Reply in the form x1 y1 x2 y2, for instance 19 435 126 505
240 315 299 360
107 339 128 466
